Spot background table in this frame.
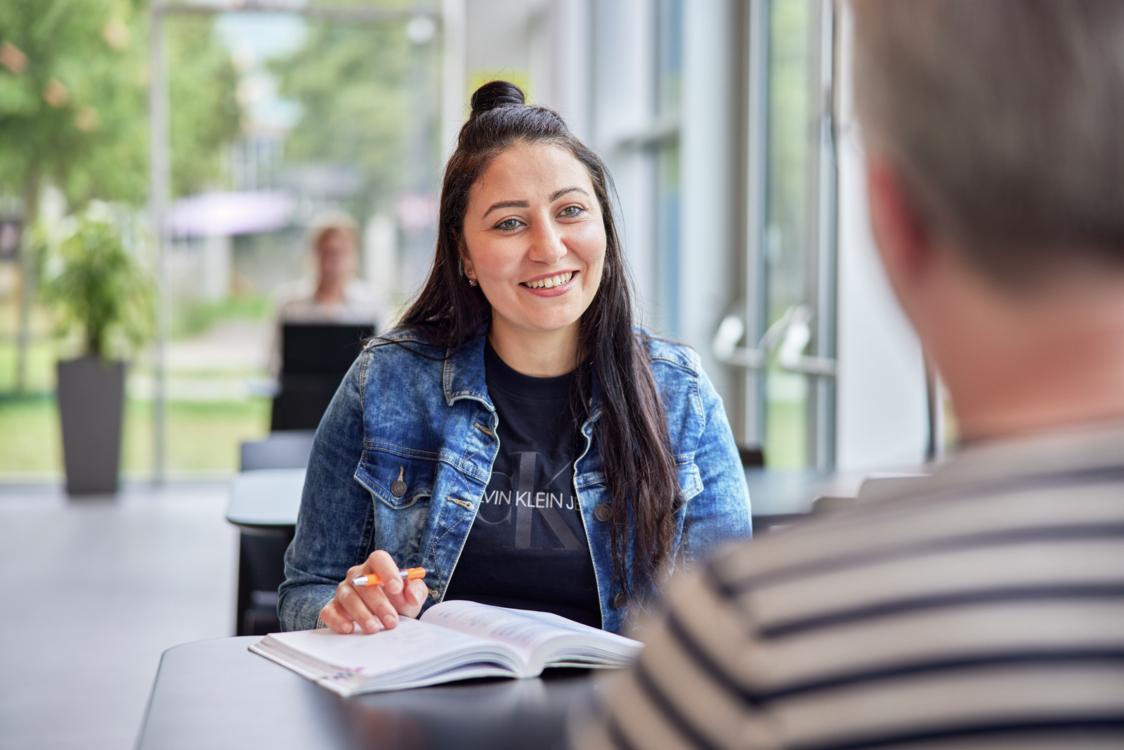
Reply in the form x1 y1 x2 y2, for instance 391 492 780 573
226 468 306 528
137 636 598 750
226 466 852 530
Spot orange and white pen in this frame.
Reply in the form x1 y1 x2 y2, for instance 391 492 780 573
351 567 426 588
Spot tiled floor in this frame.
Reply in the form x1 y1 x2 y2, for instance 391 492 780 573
0 482 238 750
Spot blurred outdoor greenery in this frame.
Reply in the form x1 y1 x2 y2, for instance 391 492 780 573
0 1 241 215
0 325 271 475
0 0 812 477
0 389 269 477
170 295 272 339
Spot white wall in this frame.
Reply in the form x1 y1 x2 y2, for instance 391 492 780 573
834 4 928 470
680 0 741 405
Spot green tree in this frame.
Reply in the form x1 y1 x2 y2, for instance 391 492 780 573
0 0 145 219
0 1 242 209
166 14 242 199
0 0 241 388
270 9 439 215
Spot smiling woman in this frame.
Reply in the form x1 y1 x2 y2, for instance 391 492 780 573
461 140 607 375
278 81 752 638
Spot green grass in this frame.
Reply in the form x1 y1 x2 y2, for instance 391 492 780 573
0 291 275 478
0 394 270 477
765 395 806 469
170 295 272 339
0 338 56 393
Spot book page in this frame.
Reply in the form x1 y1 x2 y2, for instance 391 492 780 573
421 601 636 664
260 616 522 681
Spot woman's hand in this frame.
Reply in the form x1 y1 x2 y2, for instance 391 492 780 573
319 550 429 634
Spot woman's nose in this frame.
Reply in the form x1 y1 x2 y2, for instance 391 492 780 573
528 221 567 264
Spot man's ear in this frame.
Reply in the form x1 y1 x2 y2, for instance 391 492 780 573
865 154 932 296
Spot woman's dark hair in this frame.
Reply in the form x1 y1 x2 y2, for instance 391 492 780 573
399 81 679 596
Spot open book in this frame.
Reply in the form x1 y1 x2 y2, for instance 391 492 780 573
250 600 643 696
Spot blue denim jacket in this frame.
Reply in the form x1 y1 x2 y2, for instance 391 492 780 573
279 329 752 634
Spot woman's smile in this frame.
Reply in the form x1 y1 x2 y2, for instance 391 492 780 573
461 140 607 368
520 270 578 295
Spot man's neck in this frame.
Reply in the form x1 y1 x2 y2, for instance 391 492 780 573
946 290 1124 442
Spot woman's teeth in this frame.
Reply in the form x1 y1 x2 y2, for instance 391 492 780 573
523 272 574 289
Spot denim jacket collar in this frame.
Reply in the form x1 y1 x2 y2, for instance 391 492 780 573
441 330 605 427
442 334 494 410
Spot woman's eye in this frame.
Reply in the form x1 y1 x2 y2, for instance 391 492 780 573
495 218 523 231
559 205 585 218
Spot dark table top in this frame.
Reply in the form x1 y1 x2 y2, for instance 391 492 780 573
136 636 599 750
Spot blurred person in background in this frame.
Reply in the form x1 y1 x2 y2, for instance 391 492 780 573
278 81 752 637
270 211 385 375
574 1 1124 747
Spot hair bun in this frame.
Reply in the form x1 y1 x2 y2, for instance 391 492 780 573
470 80 525 116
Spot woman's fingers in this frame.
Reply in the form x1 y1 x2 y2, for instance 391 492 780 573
322 552 428 634
385 578 428 619
362 550 406 596
404 579 429 616
319 600 354 634
336 576 384 633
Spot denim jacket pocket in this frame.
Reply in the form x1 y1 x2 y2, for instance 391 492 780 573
354 448 437 562
354 448 437 510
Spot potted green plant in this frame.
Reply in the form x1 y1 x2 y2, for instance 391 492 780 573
39 209 153 495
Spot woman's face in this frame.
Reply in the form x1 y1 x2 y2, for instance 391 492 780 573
461 140 607 350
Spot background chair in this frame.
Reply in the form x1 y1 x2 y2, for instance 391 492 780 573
737 443 765 468
234 430 314 636
271 321 372 431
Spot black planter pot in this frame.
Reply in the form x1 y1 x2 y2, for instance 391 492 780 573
56 356 126 495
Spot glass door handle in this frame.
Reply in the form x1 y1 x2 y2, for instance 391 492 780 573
712 314 768 370
712 305 836 378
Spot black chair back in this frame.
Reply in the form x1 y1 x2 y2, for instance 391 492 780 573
272 322 372 431
234 431 314 635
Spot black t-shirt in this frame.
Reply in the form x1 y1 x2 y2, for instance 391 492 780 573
443 342 601 628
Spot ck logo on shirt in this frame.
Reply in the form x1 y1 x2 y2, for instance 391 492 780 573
478 451 583 551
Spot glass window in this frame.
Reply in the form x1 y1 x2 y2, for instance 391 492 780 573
763 0 813 468
742 0 837 470
0 4 441 482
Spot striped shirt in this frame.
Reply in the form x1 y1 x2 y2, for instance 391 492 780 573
573 424 1124 749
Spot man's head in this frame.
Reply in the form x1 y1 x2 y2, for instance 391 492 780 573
853 0 1124 280
852 0 1124 437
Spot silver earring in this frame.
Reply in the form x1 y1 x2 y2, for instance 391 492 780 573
467 277 478 287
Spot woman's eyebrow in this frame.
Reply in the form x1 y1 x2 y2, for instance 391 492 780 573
482 200 528 219
481 187 591 219
550 186 589 201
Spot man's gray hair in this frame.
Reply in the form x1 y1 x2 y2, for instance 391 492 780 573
852 0 1124 284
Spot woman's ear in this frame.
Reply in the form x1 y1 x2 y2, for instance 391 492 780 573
460 254 476 282
458 238 477 282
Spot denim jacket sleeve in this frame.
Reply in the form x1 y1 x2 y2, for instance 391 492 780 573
278 352 373 631
677 364 753 564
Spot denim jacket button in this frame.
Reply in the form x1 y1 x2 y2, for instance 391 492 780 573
390 466 407 497
594 504 612 522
